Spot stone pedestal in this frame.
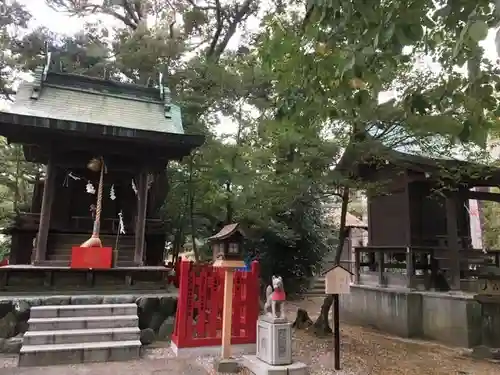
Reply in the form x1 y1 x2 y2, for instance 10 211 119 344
242 355 309 375
256 316 292 366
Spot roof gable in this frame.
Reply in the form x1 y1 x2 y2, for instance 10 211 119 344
6 65 184 135
322 264 354 276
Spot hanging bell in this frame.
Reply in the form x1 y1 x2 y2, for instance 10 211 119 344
87 157 102 172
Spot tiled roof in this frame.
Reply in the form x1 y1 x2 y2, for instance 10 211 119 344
208 223 241 241
325 211 368 228
345 212 367 228
5 69 184 135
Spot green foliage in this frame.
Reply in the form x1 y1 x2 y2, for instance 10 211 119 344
482 188 500 250
0 0 31 98
259 0 500 151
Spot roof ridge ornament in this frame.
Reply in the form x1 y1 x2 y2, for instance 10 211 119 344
31 41 52 100
159 71 172 118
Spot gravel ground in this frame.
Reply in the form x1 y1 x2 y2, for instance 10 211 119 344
286 297 500 375
1 297 499 375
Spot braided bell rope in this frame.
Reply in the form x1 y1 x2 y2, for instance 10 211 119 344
92 158 105 238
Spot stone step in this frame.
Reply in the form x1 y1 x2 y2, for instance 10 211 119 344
309 285 325 293
304 277 326 295
18 340 141 367
30 303 138 319
28 315 138 331
23 327 140 345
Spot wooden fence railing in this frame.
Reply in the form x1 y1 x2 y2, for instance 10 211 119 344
171 260 260 349
353 246 500 288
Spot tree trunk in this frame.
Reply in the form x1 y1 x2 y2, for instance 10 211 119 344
188 155 200 262
225 103 244 224
313 294 334 336
334 186 350 264
292 308 313 329
313 186 350 336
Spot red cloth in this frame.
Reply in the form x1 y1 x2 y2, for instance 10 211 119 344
271 289 286 301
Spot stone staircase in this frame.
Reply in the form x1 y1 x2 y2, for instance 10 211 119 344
19 303 141 367
45 233 136 267
306 276 326 297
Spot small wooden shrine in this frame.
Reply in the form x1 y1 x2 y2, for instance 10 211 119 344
324 264 353 295
208 223 246 264
0 54 204 291
338 212 367 266
336 137 500 289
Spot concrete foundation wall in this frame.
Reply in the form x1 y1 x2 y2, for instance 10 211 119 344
420 292 481 348
340 285 482 348
340 285 422 338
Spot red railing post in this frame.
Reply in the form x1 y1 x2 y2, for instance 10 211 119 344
171 260 191 347
248 261 260 342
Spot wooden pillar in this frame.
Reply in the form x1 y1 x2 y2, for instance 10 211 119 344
134 171 148 266
406 246 414 288
377 250 384 286
354 249 361 284
404 175 414 288
446 195 461 290
221 269 235 359
346 229 352 265
34 159 56 264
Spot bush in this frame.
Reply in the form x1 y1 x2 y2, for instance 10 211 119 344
0 235 10 260
244 193 334 296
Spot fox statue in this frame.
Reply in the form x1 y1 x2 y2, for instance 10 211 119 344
264 275 286 319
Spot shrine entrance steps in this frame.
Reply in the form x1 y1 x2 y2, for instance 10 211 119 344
46 233 136 267
305 276 325 297
18 303 141 367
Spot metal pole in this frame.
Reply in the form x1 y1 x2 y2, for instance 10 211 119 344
333 293 340 370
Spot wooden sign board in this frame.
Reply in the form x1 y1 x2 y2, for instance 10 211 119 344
478 278 500 296
324 265 352 294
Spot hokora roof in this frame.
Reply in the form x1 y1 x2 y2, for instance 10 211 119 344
5 66 184 135
208 223 244 241
325 210 368 229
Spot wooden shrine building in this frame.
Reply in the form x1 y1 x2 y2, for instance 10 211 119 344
0 57 204 291
336 138 500 290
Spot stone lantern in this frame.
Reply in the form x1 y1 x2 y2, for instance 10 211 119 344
208 223 245 266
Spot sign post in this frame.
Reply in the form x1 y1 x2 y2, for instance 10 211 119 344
323 265 353 371
333 293 340 370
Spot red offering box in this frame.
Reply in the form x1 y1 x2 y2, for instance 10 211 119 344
71 247 113 269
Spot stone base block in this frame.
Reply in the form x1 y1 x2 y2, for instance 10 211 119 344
170 341 255 357
18 340 141 367
256 317 292 365
214 358 241 373
472 345 500 360
242 355 309 375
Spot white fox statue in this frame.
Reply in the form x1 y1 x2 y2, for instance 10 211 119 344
264 275 286 319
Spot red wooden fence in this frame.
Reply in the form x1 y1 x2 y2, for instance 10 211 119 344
171 260 260 348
